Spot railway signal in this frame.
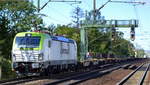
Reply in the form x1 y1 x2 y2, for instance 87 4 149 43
130 26 135 41
111 27 116 41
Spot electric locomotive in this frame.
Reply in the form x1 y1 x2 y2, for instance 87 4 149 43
12 31 77 75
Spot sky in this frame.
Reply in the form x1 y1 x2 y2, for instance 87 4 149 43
32 0 150 51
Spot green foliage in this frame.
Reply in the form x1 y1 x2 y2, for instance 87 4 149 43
0 0 44 59
88 29 110 54
0 57 16 79
0 0 44 32
136 49 145 58
0 16 14 59
0 0 43 79
47 24 56 35
87 28 136 57
54 25 80 42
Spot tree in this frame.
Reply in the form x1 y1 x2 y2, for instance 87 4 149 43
71 6 84 28
135 49 145 58
87 27 136 57
0 0 44 59
0 0 44 79
47 24 56 35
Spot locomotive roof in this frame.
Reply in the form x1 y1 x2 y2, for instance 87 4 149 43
15 32 75 43
51 36 74 43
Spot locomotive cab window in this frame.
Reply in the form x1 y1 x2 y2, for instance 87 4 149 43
48 41 51 48
15 36 40 48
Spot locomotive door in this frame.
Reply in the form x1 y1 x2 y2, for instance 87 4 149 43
47 40 51 60
43 39 50 61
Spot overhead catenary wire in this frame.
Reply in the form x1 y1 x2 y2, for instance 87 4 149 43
50 4 71 19
46 15 68 24
83 0 92 11
130 0 140 21
110 0 145 5
36 0 76 25
64 0 91 13
36 0 81 12
131 0 143 43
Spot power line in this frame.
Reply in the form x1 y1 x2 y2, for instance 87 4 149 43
97 0 111 11
46 15 68 24
132 0 141 26
65 0 91 12
64 2 77 8
49 4 71 19
37 0 81 12
30 0 81 25
110 0 146 5
131 0 144 38
83 0 92 10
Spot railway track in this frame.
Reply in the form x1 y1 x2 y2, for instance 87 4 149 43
0 64 112 85
0 75 47 85
116 62 150 85
0 60 147 85
44 63 130 85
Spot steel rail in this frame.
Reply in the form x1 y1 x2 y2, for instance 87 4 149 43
69 66 122 85
45 60 143 85
116 63 145 85
44 64 126 85
0 64 116 85
0 75 43 85
138 63 150 85
69 64 132 85
0 76 29 84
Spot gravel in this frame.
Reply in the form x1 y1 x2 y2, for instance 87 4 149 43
78 68 133 85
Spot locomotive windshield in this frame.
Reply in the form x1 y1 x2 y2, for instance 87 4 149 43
15 36 41 48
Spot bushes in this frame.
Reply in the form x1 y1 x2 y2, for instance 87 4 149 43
0 57 16 80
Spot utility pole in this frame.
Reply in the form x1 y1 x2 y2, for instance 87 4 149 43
93 0 96 21
38 0 40 12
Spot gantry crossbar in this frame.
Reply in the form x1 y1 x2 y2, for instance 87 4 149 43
81 20 138 28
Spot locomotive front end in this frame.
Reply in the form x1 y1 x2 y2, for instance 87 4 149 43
12 32 44 75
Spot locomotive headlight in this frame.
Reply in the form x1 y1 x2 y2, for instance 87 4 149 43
32 63 39 68
38 53 43 61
